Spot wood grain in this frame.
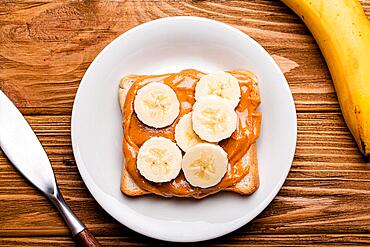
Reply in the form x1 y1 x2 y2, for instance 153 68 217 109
0 0 370 246
0 113 368 240
1 0 359 113
1 234 370 246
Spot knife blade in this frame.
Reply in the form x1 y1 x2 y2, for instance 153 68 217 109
0 90 101 246
0 91 56 194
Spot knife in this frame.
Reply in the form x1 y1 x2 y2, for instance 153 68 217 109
0 91 101 247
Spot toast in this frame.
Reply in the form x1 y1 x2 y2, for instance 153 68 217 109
118 70 260 198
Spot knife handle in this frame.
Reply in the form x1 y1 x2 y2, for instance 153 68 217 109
75 228 101 247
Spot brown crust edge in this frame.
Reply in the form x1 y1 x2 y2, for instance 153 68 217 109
121 168 151 196
225 144 259 195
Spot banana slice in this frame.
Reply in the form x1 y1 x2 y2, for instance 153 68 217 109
182 143 228 188
134 82 180 128
195 71 241 108
175 113 203 152
192 95 237 142
137 137 182 183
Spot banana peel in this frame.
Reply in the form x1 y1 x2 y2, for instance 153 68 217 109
281 0 370 158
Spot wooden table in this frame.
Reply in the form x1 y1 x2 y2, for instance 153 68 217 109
1 0 369 246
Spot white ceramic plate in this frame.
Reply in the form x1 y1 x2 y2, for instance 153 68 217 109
72 16 297 242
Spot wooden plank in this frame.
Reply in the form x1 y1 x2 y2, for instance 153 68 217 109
1 0 369 114
0 180 368 236
0 234 369 246
0 113 368 236
1 0 370 245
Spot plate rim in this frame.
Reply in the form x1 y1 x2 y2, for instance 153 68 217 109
71 16 297 242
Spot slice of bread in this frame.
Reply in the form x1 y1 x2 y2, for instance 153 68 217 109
118 72 259 198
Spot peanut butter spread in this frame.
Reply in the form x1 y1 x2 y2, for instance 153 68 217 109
122 69 261 197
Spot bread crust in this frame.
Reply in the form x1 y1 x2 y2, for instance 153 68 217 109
119 73 259 198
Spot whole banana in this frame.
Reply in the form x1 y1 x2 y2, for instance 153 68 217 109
281 0 370 157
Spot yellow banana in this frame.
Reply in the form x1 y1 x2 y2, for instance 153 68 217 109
281 0 370 157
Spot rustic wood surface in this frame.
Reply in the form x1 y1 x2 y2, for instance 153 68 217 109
0 0 369 246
